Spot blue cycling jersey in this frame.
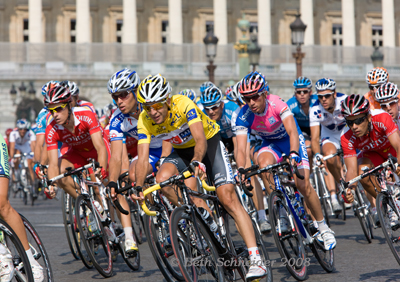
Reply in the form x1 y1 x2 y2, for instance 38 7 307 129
286 94 318 132
35 108 49 135
202 101 240 139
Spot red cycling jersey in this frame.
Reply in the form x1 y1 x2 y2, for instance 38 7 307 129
77 99 95 113
46 107 102 152
341 110 399 166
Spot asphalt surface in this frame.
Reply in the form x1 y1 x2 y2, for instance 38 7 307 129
10 193 400 282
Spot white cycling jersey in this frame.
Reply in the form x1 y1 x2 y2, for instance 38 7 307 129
309 92 348 148
9 129 35 155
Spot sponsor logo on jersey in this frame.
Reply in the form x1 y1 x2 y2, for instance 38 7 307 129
170 113 181 126
186 108 197 122
77 115 93 125
138 133 147 140
268 116 276 125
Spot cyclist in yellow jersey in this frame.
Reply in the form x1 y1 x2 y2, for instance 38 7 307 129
134 74 269 281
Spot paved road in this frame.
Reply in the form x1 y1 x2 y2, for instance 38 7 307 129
11 194 400 282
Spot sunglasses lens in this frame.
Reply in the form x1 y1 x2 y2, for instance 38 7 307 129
144 102 164 112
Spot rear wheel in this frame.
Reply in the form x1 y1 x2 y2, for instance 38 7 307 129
268 191 307 281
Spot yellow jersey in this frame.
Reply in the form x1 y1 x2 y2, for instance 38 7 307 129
137 95 220 149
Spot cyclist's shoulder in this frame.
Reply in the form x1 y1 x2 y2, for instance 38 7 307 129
286 95 297 106
336 92 348 101
236 105 253 123
223 101 240 115
109 109 126 126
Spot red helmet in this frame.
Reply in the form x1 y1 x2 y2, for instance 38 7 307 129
238 71 267 97
5 128 12 136
341 94 370 117
44 85 72 106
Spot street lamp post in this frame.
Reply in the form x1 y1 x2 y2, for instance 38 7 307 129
371 46 384 68
248 34 261 71
203 31 219 83
234 14 251 79
28 81 36 97
10 84 17 105
290 13 307 78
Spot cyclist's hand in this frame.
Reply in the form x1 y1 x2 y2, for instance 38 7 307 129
95 167 108 181
130 188 144 206
313 153 325 167
343 188 354 203
290 151 301 167
45 184 58 199
190 160 206 180
108 181 118 201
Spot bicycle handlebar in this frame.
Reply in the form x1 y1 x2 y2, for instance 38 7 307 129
13 152 34 159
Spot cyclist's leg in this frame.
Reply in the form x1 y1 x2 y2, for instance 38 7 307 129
58 157 79 199
27 158 35 185
12 149 22 182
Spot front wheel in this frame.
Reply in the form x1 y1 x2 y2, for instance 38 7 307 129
355 186 373 243
376 192 400 265
75 195 113 278
268 191 307 281
251 220 273 282
169 206 225 282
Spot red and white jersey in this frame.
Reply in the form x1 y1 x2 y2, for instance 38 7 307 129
77 99 95 113
341 110 399 158
46 107 102 152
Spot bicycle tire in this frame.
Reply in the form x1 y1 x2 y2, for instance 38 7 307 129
61 191 80 260
268 191 307 281
169 206 225 282
376 192 400 265
143 214 181 282
0 217 34 282
20 213 54 281
129 199 144 244
251 220 273 282
354 186 372 243
76 194 113 278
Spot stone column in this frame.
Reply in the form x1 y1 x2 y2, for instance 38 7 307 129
76 0 91 43
257 0 271 45
28 0 42 43
300 0 314 45
213 0 228 44
168 0 183 44
122 0 137 44
382 0 395 47
341 0 356 46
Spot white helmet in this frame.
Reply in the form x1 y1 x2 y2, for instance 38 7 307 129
137 74 171 104
375 82 399 103
107 68 140 94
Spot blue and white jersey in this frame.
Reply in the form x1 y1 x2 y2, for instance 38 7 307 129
202 101 240 139
109 108 163 149
309 92 347 133
196 101 204 111
286 94 318 131
35 108 49 136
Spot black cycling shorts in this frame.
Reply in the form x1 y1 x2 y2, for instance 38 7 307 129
163 133 235 188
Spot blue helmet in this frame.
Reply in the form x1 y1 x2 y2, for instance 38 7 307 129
200 86 223 107
293 77 312 89
179 89 197 101
200 81 215 95
315 78 336 92
16 119 30 130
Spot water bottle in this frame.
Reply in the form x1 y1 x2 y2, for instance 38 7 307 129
93 200 107 222
295 191 305 217
54 186 61 201
88 211 98 233
198 207 218 233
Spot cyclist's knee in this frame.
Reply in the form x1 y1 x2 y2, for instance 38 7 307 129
0 199 12 217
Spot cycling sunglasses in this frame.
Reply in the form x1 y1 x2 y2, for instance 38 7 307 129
143 101 166 112
205 102 221 111
243 92 264 103
317 92 334 100
111 90 133 101
368 85 380 91
345 115 368 127
295 90 310 95
48 103 68 114
380 99 399 109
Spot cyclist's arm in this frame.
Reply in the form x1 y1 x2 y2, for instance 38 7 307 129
235 134 248 169
310 125 321 155
344 156 358 190
388 130 400 158
40 143 48 165
33 134 45 163
232 136 238 161
47 148 59 180
121 143 129 172
190 121 207 162
282 115 299 153
9 142 15 160
161 141 173 158
135 143 150 187
91 131 108 171
109 139 123 182
30 140 36 154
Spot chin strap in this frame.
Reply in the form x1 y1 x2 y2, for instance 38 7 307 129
62 104 72 126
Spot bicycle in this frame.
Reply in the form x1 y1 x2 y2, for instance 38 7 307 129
243 155 334 280
312 149 347 226
135 167 273 282
12 152 35 206
115 171 183 281
341 155 399 262
0 217 34 282
20 213 54 281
